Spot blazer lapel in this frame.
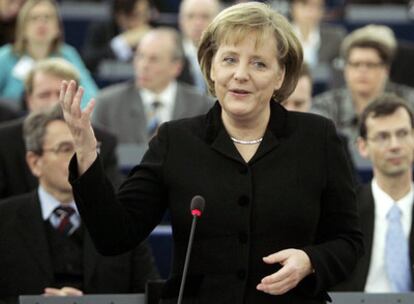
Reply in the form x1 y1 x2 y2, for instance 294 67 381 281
16 192 53 279
83 229 100 289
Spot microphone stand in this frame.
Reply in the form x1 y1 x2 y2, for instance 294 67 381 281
177 214 198 304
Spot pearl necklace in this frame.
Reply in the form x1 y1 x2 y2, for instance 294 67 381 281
230 137 263 145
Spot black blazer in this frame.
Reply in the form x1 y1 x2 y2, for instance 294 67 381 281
0 191 160 304
70 101 363 304
0 118 121 199
333 184 414 291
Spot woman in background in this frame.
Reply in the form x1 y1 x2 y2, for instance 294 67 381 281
0 0 97 110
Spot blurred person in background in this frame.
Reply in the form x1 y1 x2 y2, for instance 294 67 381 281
0 0 26 46
92 27 212 145
0 105 159 304
289 0 345 77
312 25 414 143
82 0 153 74
0 58 120 199
178 0 221 92
0 0 97 110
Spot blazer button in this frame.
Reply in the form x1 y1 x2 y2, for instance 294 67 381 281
238 231 248 244
238 195 249 206
237 269 247 280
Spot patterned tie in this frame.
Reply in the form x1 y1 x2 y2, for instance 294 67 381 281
53 206 76 236
147 100 162 138
385 204 412 291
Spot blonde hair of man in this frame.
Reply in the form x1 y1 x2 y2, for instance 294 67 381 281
24 57 80 96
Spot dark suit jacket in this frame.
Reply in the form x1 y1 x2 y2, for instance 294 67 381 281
70 101 363 303
333 184 414 291
92 81 213 144
0 118 121 199
0 191 160 304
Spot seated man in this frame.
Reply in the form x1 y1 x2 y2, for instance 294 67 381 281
334 94 414 292
92 27 213 145
0 58 121 199
0 105 160 304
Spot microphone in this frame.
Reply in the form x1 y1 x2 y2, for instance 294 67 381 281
177 195 205 304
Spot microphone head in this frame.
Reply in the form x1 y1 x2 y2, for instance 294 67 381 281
190 195 205 217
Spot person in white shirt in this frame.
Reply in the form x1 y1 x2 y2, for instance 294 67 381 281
92 27 212 145
178 0 221 93
334 93 414 292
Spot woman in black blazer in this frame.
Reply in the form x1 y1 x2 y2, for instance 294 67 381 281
60 2 363 303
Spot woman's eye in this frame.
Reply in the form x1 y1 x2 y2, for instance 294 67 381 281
223 57 236 64
253 61 266 68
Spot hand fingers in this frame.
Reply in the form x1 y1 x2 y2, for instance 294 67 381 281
59 80 68 110
43 287 64 296
257 278 296 295
83 98 96 118
63 80 77 113
263 249 290 264
261 263 291 284
71 86 84 118
43 287 83 296
61 287 83 296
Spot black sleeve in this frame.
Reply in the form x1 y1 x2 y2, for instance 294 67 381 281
69 123 170 256
300 119 364 297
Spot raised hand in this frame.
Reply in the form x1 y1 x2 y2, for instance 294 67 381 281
256 249 313 295
59 80 98 174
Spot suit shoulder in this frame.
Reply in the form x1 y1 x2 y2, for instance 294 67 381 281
93 124 117 144
288 110 332 128
0 192 32 212
97 82 135 102
177 82 211 102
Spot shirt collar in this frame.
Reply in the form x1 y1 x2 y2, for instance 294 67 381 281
38 185 78 221
140 81 177 109
371 179 414 221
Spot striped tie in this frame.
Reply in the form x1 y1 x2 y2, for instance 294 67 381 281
53 206 76 236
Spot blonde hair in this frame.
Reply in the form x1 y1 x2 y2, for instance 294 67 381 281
25 58 80 95
198 2 303 102
341 24 397 66
13 0 64 56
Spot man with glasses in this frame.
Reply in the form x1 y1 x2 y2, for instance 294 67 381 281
0 58 121 199
0 105 160 303
312 25 414 143
334 94 414 292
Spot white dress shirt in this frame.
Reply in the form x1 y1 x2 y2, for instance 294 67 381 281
39 185 80 231
140 81 177 124
292 25 320 69
364 179 413 292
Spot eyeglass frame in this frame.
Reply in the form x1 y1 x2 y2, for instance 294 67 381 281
346 60 385 70
365 128 414 147
40 141 101 156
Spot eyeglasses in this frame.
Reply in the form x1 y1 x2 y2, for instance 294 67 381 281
42 142 75 156
346 61 385 70
41 142 101 156
367 129 413 147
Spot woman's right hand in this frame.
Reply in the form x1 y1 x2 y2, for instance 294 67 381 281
60 80 97 175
